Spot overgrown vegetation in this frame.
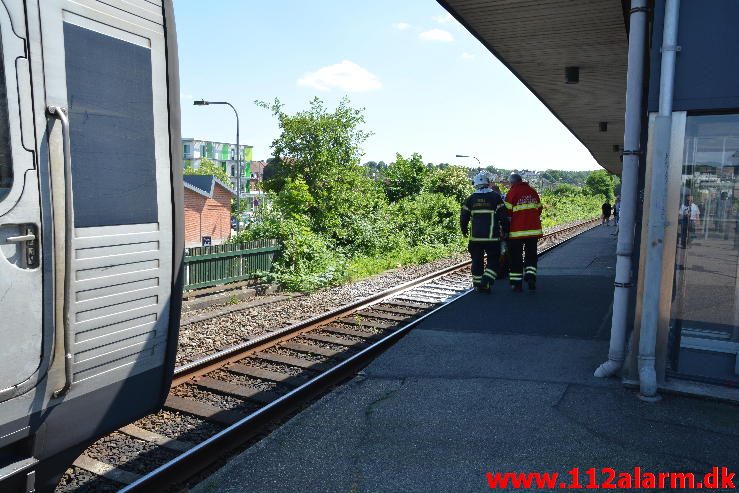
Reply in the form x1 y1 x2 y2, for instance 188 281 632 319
233 97 610 291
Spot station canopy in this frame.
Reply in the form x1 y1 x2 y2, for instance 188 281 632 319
439 0 629 174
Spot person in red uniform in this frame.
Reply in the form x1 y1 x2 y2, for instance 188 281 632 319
505 173 543 291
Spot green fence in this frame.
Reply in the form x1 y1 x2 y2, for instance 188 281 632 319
184 239 279 290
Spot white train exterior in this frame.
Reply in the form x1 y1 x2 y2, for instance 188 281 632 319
0 1 183 491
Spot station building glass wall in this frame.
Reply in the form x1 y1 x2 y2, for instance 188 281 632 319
668 114 739 385
630 1 739 395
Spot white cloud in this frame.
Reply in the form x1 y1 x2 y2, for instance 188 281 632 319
433 13 454 24
393 22 411 31
297 60 381 92
461 52 474 60
419 29 454 42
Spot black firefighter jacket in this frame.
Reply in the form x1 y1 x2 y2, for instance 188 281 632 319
460 190 510 242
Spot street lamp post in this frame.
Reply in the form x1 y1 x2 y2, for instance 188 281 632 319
455 153 481 169
194 100 241 234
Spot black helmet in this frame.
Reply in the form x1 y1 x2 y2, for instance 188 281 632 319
509 172 522 183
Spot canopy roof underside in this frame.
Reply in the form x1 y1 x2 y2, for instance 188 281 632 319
440 0 629 174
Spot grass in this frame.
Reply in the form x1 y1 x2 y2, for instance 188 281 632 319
344 241 466 283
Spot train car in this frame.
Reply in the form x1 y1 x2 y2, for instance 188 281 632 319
0 0 183 491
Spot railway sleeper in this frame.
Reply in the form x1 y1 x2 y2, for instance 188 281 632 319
339 317 394 330
379 300 433 310
73 455 142 485
302 332 369 348
322 325 384 340
193 376 284 404
280 341 351 359
164 395 248 426
253 351 335 372
355 310 412 322
414 285 460 294
227 363 313 387
119 424 195 453
372 304 424 316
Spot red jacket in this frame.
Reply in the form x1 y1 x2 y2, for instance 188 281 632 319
505 182 542 238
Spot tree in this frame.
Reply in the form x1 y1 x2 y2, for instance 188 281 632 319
257 96 371 193
585 169 616 202
426 165 474 203
382 152 428 202
184 157 231 185
256 96 385 249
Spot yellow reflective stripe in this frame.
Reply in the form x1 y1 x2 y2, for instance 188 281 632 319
512 203 542 212
504 202 513 210
470 209 495 213
469 237 501 242
509 229 542 238
462 205 471 211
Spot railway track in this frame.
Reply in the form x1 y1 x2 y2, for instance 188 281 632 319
58 218 599 493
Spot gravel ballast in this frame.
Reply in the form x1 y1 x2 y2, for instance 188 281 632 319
176 253 468 365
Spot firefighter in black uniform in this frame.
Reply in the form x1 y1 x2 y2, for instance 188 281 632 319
460 172 509 292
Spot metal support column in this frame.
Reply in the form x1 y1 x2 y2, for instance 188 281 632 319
637 0 681 401
595 0 649 379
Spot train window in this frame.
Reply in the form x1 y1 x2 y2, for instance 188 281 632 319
0 35 12 202
64 22 158 227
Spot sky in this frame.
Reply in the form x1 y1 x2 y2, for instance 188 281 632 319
174 0 601 171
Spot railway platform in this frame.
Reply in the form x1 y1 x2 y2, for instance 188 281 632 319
194 225 739 492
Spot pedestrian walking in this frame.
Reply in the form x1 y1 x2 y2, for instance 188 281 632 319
460 172 509 293
505 173 542 291
613 196 621 225
602 201 612 226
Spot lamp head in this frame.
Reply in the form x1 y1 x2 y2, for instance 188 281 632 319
193 100 209 106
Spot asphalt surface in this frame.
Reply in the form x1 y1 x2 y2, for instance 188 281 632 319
194 226 739 493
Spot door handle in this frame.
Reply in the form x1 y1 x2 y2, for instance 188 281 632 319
48 105 75 398
2 225 39 268
6 234 36 243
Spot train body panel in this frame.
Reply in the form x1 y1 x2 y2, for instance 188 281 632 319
0 0 182 490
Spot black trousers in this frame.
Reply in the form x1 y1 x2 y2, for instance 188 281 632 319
468 242 501 287
508 237 538 285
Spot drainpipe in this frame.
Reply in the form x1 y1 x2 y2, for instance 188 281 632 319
637 0 680 401
594 0 649 379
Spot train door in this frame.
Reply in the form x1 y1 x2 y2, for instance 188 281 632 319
37 0 175 390
0 1 44 396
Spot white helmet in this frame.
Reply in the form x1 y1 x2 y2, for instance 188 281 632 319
472 171 491 189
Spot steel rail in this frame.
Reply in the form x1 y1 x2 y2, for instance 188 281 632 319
172 218 597 385
118 217 599 492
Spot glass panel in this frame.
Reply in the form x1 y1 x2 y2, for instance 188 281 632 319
668 114 739 385
64 22 158 227
0 33 13 202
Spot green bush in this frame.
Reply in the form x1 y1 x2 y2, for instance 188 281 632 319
390 192 463 247
540 189 602 228
234 212 346 291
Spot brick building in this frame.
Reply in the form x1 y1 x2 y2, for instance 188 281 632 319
183 175 237 247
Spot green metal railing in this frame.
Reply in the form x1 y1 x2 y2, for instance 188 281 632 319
184 239 279 290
